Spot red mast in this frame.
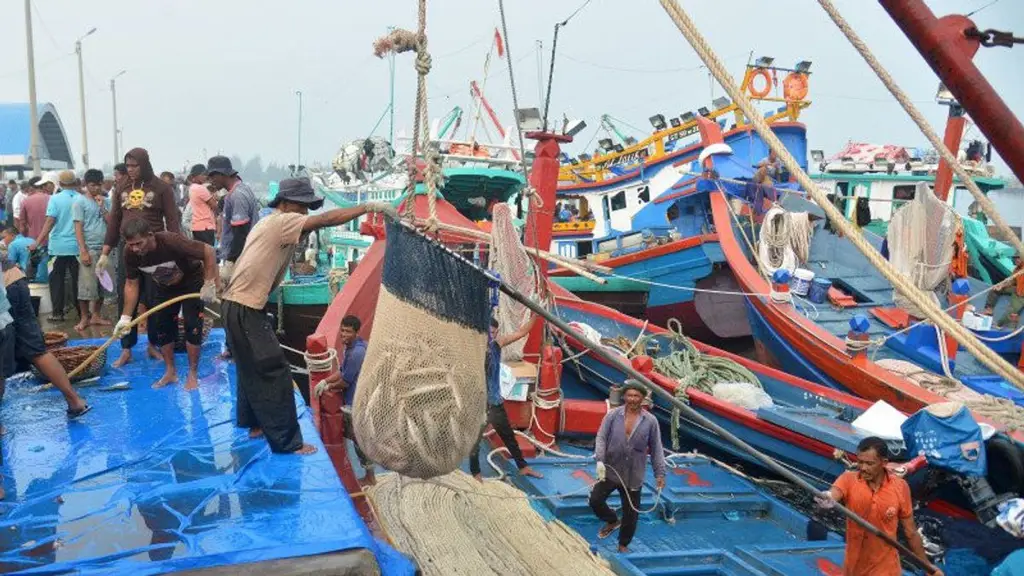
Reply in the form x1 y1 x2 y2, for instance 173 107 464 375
880 0 1024 183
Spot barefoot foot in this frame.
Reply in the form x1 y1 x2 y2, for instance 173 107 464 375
248 427 263 439
185 372 198 391
147 345 161 361
90 316 112 327
112 350 132 368
152 372 178 389
73 319 89 331
294 444 318 455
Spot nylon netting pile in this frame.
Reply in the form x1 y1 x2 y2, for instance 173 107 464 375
490 202 536 362
368 471 617 576
353 219 490 479
887 182 957 317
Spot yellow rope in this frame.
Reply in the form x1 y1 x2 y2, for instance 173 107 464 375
66 293 203 379
657 0 1024 392
815 0 1024 261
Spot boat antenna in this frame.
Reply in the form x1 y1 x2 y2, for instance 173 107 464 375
541 0 592 131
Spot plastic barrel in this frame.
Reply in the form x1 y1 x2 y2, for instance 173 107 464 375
792 268 815 297
808 278 832 304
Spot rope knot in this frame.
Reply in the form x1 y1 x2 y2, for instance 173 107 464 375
415 50 432 76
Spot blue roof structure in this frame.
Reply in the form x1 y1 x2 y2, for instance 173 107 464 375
0 102 73 171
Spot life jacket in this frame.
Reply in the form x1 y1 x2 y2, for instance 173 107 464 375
950 228 969 279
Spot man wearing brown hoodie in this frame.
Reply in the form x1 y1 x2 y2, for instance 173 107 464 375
97 148 181 367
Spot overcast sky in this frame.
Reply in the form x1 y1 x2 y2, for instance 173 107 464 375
1 0 1021 178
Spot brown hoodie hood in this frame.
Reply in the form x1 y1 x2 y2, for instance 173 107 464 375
104 147 182 247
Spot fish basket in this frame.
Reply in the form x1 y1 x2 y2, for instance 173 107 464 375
174 315 213 353
44 331 69 350
32 345 107 383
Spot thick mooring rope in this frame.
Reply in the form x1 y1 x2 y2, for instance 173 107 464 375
816 0 1024 261
657 0 1024 393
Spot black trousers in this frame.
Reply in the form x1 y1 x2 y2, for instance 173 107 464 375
49 255 79 319
222 300 303 453
116 244 154 349
590 479 642 548
151 280 203 347
469 403 529 475
342 411 371 467
192 230 216 247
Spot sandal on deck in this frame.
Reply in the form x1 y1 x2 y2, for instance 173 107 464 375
598 521 621 539
67 405 92 419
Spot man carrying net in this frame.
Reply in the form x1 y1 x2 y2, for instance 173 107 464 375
469 315 543 481
220 178 391 454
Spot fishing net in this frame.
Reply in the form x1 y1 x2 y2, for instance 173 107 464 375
353 218 490 479
887 182 957 317
489 202 536 362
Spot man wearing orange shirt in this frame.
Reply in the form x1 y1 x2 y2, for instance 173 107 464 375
818 436 943 576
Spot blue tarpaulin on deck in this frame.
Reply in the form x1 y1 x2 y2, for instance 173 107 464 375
0 330 414 575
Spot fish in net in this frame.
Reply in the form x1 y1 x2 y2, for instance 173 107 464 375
353 218 490 479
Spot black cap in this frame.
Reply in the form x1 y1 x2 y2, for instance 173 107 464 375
206 156 236 177
83 169 104 184
188 164 207 179
269 178 323 210
26 176 41 188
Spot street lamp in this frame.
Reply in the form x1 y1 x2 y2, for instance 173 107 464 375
110 70 125 164
75 27 97 169
295 90 303 168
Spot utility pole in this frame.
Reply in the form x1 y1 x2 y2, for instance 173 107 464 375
111 70 125 164
295 90 303 168
536 40 545 108
75 27 97 169
24 0 41 176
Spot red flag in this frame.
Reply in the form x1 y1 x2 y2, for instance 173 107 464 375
494 28 505 58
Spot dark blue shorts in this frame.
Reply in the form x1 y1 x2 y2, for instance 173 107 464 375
6 279 46 373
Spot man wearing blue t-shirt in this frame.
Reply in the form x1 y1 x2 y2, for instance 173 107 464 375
30 171 81 322
468 315 543 481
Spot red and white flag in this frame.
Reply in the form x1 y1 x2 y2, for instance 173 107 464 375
494 28 505 58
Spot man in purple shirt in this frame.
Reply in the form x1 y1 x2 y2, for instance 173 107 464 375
316 315 374 484
591 379 667 552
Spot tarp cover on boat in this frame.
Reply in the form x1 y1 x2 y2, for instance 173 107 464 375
0 331 414 576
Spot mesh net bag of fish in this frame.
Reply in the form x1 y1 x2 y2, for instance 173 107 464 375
353 218 490 479
489 202 536 363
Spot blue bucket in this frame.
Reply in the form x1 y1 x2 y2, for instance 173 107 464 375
808 278 832 304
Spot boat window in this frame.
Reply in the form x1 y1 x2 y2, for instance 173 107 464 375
602 195 610 221
610 191 627 211
666 203 680 223
638 186 650 203
576 240 593 258
893 185 916 201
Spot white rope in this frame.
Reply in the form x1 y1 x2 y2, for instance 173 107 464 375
658 0 1024 392
815 0 1024 261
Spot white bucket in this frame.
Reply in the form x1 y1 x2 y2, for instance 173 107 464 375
792 268 815 297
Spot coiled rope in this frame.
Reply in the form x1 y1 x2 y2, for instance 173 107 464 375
815 0 1024 261
658 0 1024 393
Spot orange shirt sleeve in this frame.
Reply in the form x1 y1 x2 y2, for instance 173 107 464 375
832 471 853 501
897 478 913 519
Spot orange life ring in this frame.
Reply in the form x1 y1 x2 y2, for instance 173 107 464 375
783 72 809 101
748 68 772 99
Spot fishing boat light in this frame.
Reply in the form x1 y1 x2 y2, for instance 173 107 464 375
669 117 681 127
649 114 667 131
612 144 624 153
624 136 638 146
563 118 587 137
935 83 957 106
697 107 711 117
515 107 543 132
578 153 592 162
680 112 696 123
712 97 731 110
755 56 774 68
598 138 615 151
810 150 824 163
795 60 812 73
